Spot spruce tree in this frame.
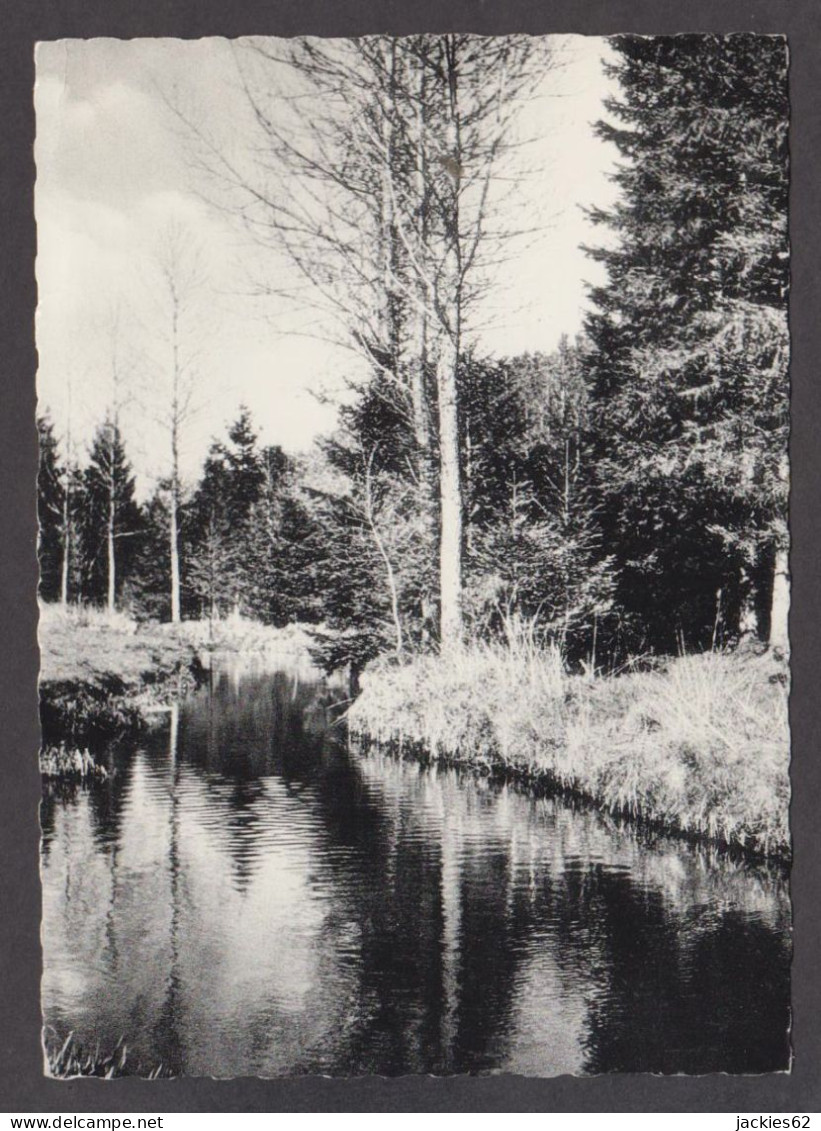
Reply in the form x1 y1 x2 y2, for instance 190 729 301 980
130 483 174 620
243 445 321 627
185 408 282 620
82 418 143 610
37 413 65 603
185 438 238 619
223 407 265 522
584 35 789 651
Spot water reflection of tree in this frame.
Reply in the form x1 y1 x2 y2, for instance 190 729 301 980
327 827 449 1074
41 738 135 863
148 703 187 1076
306 747 472 1073
41 730 178 1073
513 804 793 1073
41 738 140 1012
232 705 790 1075
335 761 566 1073
575 870 790 1074
43 664 791 1077
171 672 459 1074
288 754 533 1074
40 793 57 861
341 756 791 1075
85 741 136 850
496 802 791 1074
182 668 328 778
178 668 339 894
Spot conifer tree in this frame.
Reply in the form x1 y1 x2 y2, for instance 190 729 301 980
584 34 789 651
37 413 65 604
82 418 142 610
461 346 615 654
223 407 266 522
130 483 174 620
185 435 238 620
243 444 320 626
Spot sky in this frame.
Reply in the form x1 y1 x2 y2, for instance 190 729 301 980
34 35 620 497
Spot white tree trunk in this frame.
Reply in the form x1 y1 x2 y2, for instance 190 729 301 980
168 700 179 764
739 567 760 640
412 64 431 459
435 36 464 654
769 543 790 654
170 484 181 624
60 490 70 608
437 335 462 652
170 376 182 623
107 501 116 614
439 809 461 1069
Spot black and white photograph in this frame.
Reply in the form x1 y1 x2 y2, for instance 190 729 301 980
35 33 791 1079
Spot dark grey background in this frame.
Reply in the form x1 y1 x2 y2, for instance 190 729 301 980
2 0 819 1113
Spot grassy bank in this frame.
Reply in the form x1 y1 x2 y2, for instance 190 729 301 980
38 605 321 776
164 612 318 661
38 604 205 769
347 641 790 859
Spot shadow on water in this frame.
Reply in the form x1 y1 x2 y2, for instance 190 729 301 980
41 657 791 1078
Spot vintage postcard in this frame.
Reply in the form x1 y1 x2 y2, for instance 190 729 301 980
35 34 790 1078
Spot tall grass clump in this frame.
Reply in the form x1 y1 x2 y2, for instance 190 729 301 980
579 651 790 855
348 635 790 858
39 743 108 781
349 628 569 773
44 1031 170 1079
38 601 137 637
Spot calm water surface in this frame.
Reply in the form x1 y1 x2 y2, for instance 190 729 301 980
41 658 791 1077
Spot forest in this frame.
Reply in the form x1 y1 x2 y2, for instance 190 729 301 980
37 34 790 855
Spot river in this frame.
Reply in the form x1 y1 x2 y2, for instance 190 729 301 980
41 658 792 1077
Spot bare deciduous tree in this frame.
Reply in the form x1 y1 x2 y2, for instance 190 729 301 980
92 302 139 613
183 34 552 650
144 222 211 623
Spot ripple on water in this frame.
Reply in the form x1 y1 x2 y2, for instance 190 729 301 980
41 664 792 1078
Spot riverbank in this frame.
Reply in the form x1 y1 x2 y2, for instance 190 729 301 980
160 611 318 659
39 604 204 760
347 643 790 859
38 605 320 771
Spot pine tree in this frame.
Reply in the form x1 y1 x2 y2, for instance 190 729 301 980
185 516 237 622
185 408 284 620
243 445 321 626
62 463 85 605
130 483 173 621
37 413 65 603
81 418 143 610
185 438 238 620
307 380 435 670
223 407 265 522
584 34 789 652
